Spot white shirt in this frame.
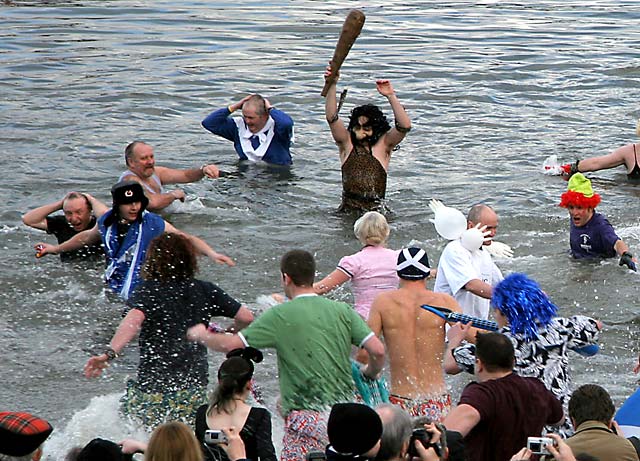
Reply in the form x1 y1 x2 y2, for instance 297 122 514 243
434 239 503 319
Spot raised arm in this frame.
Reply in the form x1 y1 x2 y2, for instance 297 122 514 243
35 225 101 257
377 80 411 150
232 305 254 332
119 173 185 212
187 324 245 353
84 308 145 378
324 64 350 148
361 334 385 379
164 222 235 266
22 197 65 230
83 193 109 219
156 164 220 184
313 268 350 295
442 403 481 437
202 95 252 140
576 144 628 172
463 278 493 299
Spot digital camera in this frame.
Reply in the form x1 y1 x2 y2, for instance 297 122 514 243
204 429 228 445
407 428 443 458
527 436 554 455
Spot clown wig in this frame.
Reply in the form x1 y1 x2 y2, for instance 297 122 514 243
559 190 601 208
491 273 558 340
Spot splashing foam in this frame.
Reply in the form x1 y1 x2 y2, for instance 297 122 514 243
43 393 148 460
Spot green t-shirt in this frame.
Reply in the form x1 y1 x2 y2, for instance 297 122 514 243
240 295 373 415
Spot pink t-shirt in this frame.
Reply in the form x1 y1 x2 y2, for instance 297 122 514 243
337 246 400 319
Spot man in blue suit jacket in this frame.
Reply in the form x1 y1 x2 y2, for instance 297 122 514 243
202 94 294 166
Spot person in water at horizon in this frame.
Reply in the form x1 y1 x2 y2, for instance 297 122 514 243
323 64 412 212
119 140 221 213
201 94 294 166
35 181 234 300
560 119 640 180
22 191 108 262
559 173 636 271
83 232 252 429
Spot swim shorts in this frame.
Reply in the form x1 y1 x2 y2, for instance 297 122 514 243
281 409 328 461
389 393 451 421
120 379 208 429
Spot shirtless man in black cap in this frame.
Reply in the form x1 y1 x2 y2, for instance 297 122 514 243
324 65 411 212
367 247 463 421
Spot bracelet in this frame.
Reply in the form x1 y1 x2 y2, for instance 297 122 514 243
200 164 207 174
228 105 235 114
569 159 581 176
394 121 411 133
104 347 119 361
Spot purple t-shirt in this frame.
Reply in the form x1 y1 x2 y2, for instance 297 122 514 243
459 373 563 461
569 212 619 259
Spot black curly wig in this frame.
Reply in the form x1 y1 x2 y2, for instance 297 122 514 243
348 104 391 147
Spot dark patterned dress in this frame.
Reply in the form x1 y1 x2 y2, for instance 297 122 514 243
452 315 600 436
339 147 387 212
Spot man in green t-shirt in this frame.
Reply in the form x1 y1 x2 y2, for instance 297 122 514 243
188 249 385 461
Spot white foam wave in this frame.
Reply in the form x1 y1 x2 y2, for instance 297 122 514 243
43 393 149 461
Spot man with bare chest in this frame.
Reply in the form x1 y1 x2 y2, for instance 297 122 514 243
120 141 221 213
368 247 460 421
323 65 411 212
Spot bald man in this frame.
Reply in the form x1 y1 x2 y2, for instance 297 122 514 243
434 204 504 319
202 94 294 166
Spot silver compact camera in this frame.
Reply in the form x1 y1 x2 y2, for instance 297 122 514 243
204 429 228 445
527 436 554 455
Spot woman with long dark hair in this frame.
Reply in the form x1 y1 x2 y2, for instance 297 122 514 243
195 347 276 461
83 232 253 429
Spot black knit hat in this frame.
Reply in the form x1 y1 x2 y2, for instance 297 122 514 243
110 180 149 210
327 403 382 456
0 411 53 457
77 438 124 461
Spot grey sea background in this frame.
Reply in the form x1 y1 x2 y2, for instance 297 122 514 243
2 0 640 457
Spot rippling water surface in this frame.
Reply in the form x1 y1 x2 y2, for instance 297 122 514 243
2 1 640 457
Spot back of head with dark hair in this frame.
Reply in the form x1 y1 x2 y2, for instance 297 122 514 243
142 233 198 282
208 356 254 415
568 384 615 428
475 332 515 372
280 249 315 287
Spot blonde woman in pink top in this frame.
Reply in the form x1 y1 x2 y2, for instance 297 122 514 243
314 211 399 319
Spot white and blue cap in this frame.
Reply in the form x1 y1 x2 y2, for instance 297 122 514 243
397 247 430 280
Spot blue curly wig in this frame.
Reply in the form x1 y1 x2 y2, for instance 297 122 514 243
491 273 558 340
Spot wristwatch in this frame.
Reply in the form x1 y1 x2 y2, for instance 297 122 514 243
104 347 119 361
